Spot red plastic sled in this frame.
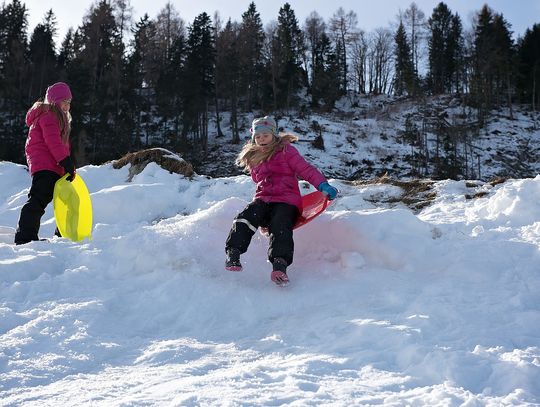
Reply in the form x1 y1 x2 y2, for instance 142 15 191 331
294 190 331 229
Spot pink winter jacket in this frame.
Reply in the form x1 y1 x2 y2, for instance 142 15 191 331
24 106 71 176
250 143 326 212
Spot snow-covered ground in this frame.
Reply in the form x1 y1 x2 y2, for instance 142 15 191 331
0 159 539 406
200 97 540 182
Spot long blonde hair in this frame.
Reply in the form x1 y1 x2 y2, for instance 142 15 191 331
236 133 299 171
30 101 72 144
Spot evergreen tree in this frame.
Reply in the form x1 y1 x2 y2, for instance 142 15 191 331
27 10 57 101
153 6 186 148
274 3 304 109
491 13 515 112
311 32 340 108
516 24 540 110
215 19 241 143
183 12 215 152
126 14 156 148
238 2 265 111
0 0 28 107
427 3 464 95
448 13 465 94
471 5 515 119
427 2 452 94
0 0 29 162
72 0 125 162
394 21 415 96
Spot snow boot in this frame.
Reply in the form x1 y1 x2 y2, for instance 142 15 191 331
271 257 289 286
225 248 242 272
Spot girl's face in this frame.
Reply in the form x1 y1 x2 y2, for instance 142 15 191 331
59 99 72 113
254 132 273 146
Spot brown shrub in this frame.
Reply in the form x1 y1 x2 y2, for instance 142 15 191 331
113 148 194 181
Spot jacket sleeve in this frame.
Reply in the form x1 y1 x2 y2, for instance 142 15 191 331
285 145 326 188
40 112 70 162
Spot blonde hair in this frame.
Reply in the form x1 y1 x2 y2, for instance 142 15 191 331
236 133 299 171
30 101 72 144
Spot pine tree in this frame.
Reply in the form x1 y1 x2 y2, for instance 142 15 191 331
428 2 452 94
184 12 215 152
0 0 28 107
27 10 57 101
72 0 125 162
516 24 540 110
471 5 515 119
448 13 464 94
215 18 241 143
394 21 415 96
312 32 340 108
274 3 304 109
0 0 29 162
126 14 156 148
238 2 265 111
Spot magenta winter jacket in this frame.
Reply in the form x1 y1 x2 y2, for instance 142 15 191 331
250 143 326 212
24 107 70 176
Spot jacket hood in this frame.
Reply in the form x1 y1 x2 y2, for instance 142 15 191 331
25 105 43 127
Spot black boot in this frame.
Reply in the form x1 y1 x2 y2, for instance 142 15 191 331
225 248 242 271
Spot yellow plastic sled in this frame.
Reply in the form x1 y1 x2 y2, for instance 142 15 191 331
53 174 93 242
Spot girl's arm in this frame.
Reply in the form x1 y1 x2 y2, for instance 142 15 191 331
286 145 326 188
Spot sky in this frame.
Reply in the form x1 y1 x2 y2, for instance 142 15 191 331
22 0 540 43
1 102 539 404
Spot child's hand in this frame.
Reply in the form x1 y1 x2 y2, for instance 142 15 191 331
59 156 76 182
318 182 338 200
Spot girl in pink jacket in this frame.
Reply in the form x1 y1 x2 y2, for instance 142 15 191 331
14 82 76 245
225 116 337 286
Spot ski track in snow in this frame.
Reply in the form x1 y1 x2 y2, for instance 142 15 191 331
0 161 539 406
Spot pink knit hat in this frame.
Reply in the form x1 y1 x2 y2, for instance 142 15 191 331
45 82 72 105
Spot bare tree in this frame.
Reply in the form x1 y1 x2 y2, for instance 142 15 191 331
329 7 359 93
349 29 368 93
303 11 326 86
402 2 426 94
368 28 394 94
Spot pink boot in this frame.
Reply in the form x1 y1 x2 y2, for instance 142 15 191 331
271 270 289 286
271 257 289 286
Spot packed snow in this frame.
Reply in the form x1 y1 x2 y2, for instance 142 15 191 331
0 159 539 406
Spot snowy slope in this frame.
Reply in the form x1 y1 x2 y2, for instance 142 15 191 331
0 160 539 406
200 97 540 182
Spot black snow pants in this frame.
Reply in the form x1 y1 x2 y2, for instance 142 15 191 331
225 199 299 266
15 170 61 244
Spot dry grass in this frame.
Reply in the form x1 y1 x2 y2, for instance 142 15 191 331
351 174 436 212
113 148 194 181
350 174 509 210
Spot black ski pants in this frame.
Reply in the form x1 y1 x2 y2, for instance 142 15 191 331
225 199 299 266
15 170 60 244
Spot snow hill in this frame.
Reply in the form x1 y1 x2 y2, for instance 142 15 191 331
0 159 539 405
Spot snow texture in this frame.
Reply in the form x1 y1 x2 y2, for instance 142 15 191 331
0 160 539 406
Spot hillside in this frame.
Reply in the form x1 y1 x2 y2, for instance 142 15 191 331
197 95 540 182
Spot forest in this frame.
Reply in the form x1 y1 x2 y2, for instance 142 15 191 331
0 0 539 178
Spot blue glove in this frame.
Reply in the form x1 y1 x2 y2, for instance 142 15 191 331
318 182 338 200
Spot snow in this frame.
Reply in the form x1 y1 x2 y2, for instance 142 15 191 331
0 159 539 406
